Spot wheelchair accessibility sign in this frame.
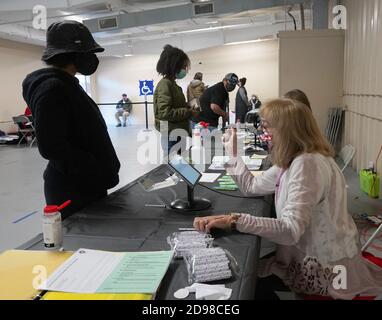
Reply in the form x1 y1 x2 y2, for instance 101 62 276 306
139 80 154 96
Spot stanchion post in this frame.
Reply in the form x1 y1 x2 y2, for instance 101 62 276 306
143 94 151 132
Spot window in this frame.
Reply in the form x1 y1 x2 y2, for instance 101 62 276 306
75 74 92 97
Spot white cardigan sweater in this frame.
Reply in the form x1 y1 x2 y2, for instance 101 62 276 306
226 153 382 299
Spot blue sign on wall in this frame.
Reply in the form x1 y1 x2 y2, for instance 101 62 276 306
139 80 154 96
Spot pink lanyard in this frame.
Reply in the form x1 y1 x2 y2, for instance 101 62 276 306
275 169 286 202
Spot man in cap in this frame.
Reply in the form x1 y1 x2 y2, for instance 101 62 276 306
22 20 120 219
192 73 239 131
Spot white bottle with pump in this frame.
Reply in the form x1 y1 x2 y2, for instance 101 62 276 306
42 200 71 250
191 128 205 173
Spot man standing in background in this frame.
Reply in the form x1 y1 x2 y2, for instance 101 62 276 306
235 77 251 124
115 93 132 127
192 73 238 131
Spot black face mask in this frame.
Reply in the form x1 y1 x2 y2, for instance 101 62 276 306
225 83 236 92
75 53 99 75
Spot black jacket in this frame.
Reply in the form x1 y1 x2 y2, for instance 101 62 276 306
116 98 132 113
22 68 120 191
235 86 250 122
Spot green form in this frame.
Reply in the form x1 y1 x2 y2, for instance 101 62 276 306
98 251 174 293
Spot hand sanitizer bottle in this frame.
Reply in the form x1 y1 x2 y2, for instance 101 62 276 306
43 200 71 250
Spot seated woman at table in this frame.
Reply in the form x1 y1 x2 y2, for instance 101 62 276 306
194 98 382 300
283 89 311 110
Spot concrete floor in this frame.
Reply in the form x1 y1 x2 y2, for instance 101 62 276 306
1 125 381 255
0 125 157 252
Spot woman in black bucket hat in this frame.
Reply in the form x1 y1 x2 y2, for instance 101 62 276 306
22 20 120 219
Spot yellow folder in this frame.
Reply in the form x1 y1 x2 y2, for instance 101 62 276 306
0 250 153 300
0 250 73 300
41 292 152 300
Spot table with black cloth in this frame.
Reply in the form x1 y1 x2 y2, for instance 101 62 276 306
18 162 271 300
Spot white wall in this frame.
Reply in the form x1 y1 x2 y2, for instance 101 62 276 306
93 40 279 126
188 40 279 110
278 30 345 134
0 39 43 133
93 55 160 127
342 0 382 177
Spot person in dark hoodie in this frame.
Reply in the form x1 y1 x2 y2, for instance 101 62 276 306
22 20 120 219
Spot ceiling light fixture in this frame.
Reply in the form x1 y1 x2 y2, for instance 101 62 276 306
224 37 275 46
169 23 252 35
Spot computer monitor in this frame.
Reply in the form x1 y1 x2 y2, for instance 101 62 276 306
168 155 201 187
168 155 211 211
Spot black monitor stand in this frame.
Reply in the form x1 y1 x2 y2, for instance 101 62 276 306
170 185 211 211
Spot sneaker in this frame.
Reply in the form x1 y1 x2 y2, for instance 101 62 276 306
123 123 126 127
116 123 122 127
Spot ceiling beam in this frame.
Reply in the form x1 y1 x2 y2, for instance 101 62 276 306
97 20 297 56
83 0 306 33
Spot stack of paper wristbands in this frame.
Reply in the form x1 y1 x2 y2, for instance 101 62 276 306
187 247 232 283
168 231 213 258
168 231 233 283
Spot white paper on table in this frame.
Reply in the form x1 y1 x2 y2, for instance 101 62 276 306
211 156 262 165
209 156 262 171
211 156 230 164
250 154 268 160
242 156 262 166
39 248 124 293
39 248 174 294
241 156 261 170
199 173 221 183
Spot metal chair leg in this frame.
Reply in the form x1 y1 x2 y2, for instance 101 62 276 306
362 223 382 252
30 137 37 148
18 134 26 146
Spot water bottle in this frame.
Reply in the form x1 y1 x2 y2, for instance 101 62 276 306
368 161 375 173
42 200 71 250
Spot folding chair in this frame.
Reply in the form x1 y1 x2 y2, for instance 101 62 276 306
362 223 382 252
336 144 355 172
126 114 132 126
12 115 37 148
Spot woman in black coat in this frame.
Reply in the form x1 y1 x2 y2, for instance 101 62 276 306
235 77 251 123
22 21 120 219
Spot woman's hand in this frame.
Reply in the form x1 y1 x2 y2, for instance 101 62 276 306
222 128 238 158
193 215 232 232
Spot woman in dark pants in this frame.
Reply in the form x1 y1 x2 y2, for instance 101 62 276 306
235 77 251 123
22 21 120 219
153 45 199 156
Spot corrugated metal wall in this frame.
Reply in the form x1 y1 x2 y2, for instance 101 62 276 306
342 0 382 172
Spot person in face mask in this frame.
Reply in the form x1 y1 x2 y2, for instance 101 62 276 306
22 20 120 219
195 99 382 300
154 44 199 156
191 73 239 131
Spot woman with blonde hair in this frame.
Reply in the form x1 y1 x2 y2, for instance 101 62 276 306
194 98 382 299
283 89 311 110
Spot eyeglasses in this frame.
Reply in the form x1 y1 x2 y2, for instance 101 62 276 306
260 120 271 130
